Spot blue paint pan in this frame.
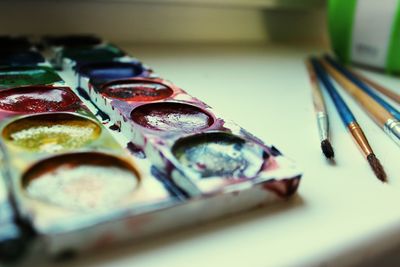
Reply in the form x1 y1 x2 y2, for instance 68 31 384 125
78 61 150 86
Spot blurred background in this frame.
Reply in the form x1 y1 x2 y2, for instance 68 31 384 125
0 0 327 46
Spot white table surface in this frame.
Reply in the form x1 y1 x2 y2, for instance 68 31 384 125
39 43 400 267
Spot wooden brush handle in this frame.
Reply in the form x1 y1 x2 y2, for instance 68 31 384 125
350 70 400 105
306 60 326 113
320 59 392 127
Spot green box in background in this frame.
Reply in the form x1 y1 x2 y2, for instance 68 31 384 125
329 0 400 74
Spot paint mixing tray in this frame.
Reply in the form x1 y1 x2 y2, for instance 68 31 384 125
0 35 302 264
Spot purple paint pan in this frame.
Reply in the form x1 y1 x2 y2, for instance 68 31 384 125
99 78 175 102
131 102 214 133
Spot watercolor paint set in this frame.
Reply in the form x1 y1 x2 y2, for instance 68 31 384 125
0 35 302 263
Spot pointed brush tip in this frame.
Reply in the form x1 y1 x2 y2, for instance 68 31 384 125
321 139 335 159
367 153 387 183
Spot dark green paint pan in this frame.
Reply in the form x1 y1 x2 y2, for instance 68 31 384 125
0 66 63 89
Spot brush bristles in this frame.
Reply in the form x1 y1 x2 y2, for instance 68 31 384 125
367 153 387 182
321 139 334 159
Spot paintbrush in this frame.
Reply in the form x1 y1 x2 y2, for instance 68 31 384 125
349 69 400 105
324 55 400 120
320 58 400 148
311 58 387 182
305 59 334 159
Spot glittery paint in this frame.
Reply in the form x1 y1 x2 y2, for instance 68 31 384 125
0 67 63 89
101 80 173 102
23 153 139 211
131 102 213 132
78 62 146 87
0 51 44 67
0 86 78 113
3 114 101 152
62 45 125 63
172 132 264 178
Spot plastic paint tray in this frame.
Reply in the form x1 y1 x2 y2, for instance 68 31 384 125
0 35 302 263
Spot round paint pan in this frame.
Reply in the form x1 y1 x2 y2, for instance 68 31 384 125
0 86 79 113
0 66 63 89
78 62 147 87
131 102 214 133
172 132 265 178
22 152 140 211
100 78 173 102
2 113 101 153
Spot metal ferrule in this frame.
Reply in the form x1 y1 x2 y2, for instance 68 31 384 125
348 122 373 156
316 112 329 141
384 119 400 147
